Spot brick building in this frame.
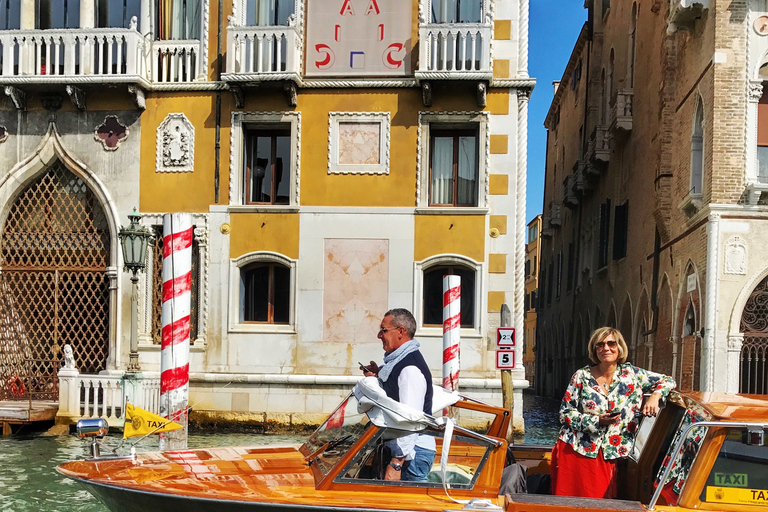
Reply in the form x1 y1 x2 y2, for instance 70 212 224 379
523 214 541 383
536 0 768 398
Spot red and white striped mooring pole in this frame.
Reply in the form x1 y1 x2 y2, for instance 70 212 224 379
159 213 193 451
442 275 461 392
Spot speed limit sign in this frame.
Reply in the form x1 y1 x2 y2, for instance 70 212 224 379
496 350 515 369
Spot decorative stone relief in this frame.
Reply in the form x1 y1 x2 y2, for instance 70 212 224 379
0 125 7 143
94 115 128 151
156 113 195 173
724 236 747 275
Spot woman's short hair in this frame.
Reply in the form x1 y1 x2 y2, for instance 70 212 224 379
587 327 628 365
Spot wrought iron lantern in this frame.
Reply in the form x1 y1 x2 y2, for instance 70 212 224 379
119 209 151 276
118 209 152 372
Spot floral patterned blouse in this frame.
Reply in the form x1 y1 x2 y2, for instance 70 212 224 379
558 363 676 460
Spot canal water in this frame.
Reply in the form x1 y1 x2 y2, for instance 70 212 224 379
0 393 560 512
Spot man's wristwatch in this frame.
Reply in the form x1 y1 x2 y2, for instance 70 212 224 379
388 461 402 471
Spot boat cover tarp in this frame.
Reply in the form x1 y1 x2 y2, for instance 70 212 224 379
352 377 459 431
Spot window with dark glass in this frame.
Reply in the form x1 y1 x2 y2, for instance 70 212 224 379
423 265 475 327
431 0 481 23
556 252 562 298
429 129 479 207
566 242 574 292
244 128 291 205
613 200 628 260
0 0 20 29
96 0 141 28
241 262 290 324
598 200 611 269
37 0 80 28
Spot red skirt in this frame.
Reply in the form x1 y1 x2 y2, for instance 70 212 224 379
550 439 617 498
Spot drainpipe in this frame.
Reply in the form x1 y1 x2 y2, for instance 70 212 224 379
702 212 720 391
214 0 223 203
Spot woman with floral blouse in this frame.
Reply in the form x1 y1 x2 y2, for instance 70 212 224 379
550 326 676 498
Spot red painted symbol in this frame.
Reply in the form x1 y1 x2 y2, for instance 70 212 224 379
378 24 384 41
340 0 354 15
366 0 380 15
335 25 341 42
315 44 335 69
383 43 404 69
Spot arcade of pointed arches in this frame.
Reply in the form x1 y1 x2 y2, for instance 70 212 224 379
535 262 767 397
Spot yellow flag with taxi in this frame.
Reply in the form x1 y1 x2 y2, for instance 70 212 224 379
124 403 183 439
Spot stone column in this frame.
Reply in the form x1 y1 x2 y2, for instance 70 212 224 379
80 0 95 28
726 334 744 393
56 346 81 424
20 0 35 29
140 0 152 36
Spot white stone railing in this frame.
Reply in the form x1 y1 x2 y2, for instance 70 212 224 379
418 23 492 77
151 40 201 83
610 89 633 131
58 364 161 427
226 25 301 78
0 28 144 79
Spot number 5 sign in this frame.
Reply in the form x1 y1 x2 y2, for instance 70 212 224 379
496 351 515 369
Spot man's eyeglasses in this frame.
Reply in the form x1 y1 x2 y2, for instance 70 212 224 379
379 326 401 334
596 340 617 349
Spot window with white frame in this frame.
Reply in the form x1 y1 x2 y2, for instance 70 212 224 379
430 129 479 206
244 0 294 26
758 86 768 183
156 0 201 39
418 112 488 209
230 252 296 330
244 128 291 205
328 112 390 175
691 98 704 195
230 111 299 207
416 256 482 331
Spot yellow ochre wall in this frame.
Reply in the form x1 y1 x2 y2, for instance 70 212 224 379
140 93 230 212
228 213 300 260
414 215 485 262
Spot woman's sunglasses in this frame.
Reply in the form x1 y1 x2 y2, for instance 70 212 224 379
596 340 617 349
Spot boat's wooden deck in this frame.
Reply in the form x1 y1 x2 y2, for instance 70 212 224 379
505 494 646 511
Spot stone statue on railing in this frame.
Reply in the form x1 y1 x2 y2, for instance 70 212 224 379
57 344 80 423
63 344 77 371
63 345 77 370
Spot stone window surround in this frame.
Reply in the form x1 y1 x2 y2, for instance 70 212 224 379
416 111 490 212
327 111 390 175
229 111 301 210
413 254 484 337
228 251 297 333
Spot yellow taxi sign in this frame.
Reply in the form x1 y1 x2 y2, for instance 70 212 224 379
706 487 768 506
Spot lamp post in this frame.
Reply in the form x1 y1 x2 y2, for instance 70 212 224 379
118 209 152 372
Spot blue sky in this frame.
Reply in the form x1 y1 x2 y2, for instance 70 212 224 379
526 1 588 222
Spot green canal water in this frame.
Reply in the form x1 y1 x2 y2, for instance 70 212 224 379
0 393 560 512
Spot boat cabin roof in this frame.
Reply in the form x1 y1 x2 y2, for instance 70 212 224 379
677 391 768 421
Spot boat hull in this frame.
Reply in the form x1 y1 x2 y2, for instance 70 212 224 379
73 477 423 512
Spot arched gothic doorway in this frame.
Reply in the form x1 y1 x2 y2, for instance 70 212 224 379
0 161 111 400
740 275 768 394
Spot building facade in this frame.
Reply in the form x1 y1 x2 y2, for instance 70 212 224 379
0 0 533 429
536 0 768 398
523 214 540 383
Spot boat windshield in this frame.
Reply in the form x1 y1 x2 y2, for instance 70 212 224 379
302 392 371 477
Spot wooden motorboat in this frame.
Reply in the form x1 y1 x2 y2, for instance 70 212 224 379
57 378 768 512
